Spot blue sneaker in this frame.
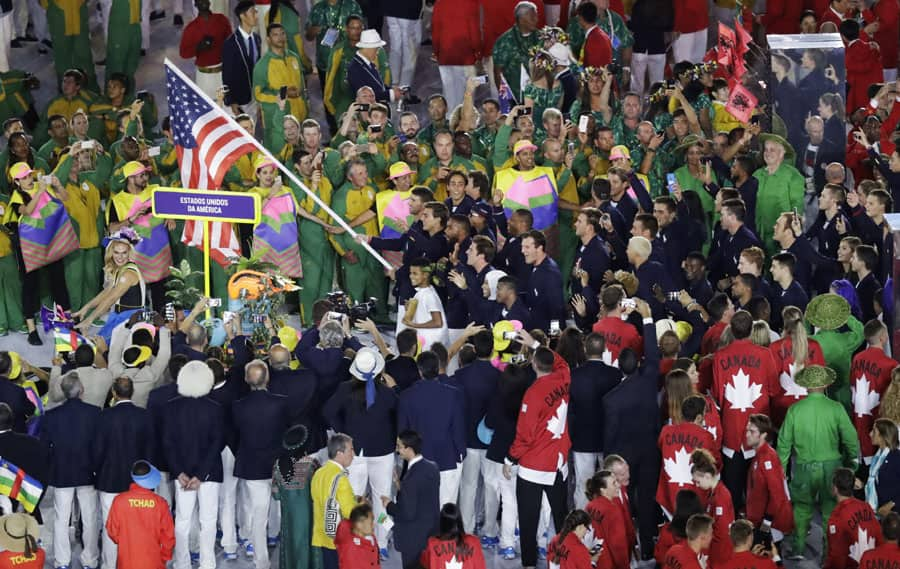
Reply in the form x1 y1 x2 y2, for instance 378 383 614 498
499 547 516 560
223 552 238 561
239 539 254 558
538 547 547 560
190 552 200 564
379 548 390 560
267 536 279 548
480 535 499 548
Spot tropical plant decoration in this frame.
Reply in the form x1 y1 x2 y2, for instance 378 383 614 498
165 259 205 309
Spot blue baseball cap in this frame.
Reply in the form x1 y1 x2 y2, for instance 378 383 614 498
131 460 161 490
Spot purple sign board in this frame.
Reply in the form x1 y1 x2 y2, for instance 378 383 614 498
151 188 260 224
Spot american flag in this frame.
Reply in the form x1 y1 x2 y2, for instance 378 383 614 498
165 62 256 265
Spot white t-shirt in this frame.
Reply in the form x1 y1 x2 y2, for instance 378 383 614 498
398 285 449 351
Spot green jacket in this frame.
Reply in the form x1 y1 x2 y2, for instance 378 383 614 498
777 392 859 469
306 0 363 72
813 316 865 412
753 162 805 255
491 26 541 102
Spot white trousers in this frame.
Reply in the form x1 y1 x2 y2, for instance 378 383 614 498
174 482 221 569
885 68 898 82
386 16 421 87
572 452 603 510
99 491 120 569
53 486 100 568
348 453 394 546
482 460 517 548
38 486 54 552
0 13 11 72
256 4 270 56
220 447 241 554
672 30 707 64
240 478 272 569
631 52 666 98
11 0 25 37
173 0 195 17
445 326 470 375
140 0 162 50
438 66 475 120
27 0 46 40
195 69 224 100
439 464 462 507
157 470 174 508
459 448 488 533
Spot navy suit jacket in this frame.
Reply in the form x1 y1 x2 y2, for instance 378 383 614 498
322 380 398 456
348 53 390 104
398 380 466 470
0 380 35 433
222 30 261 106
386 457 440 557
146 382 178 471
40 399 101 488
451 360 500 450
268 367 317 428
603 323 660 452
525 257 566 332
569 360 623 453
875 449 900 514
232 390 290 480
163 396 225 482
94 401 154 493
384 356 420 392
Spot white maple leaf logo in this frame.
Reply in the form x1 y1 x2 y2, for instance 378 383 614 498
849 526 876 562
725 368 763 411
602 348 619 368
664 446 693 486
699 553 709 569
852 374 881 417
547 401 568 439
780 362 808 399
706 425 718 440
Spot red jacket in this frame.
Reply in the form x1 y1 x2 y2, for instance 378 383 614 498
585 495 629 569
0 550 45 569
705 482 735 567
432 0 482 66
508 353 571 480
718 550 779 569
655 524 681 566
850 347 896 459
335 520 380 569
419 534 485 569
712 339 778 452
846 39 883 115
868 0 900 68
702 393 723 444
656 422 719 516
881 97 900 155
674 0 708 34
746 442 795 534
760 0 805 33
617 487 637 561
581 26 613 68
663 543 704 569
548 531 594 569
106 484 175 569
178 13 232 67
701 321 728 356
480 0 546 56
825 498 884 569
593 316 643 367
859 543 900 568
769 337 826 426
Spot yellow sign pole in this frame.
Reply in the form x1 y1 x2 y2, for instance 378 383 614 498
204 220 212 320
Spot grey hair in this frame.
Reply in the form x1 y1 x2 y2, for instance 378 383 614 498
514 1 537 20
327 432 353 459
268 344 291 371
244 359 269 389
319 321 344 349
187 323 207 347
61 372 84 400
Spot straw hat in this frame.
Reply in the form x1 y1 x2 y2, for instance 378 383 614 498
794 365 836 389
0 514 38 555
805 293 851 331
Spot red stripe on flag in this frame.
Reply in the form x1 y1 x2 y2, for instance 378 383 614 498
9 469 23 500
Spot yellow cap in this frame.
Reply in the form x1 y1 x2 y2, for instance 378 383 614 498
7 352 21 379
513 140 538 155
8 163 33 180
277 326 300 352
122 161 150 178
609 145 631 161
253 154 277 172
388 161 413 179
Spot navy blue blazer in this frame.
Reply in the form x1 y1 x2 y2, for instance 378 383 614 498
451 360 500 450
40 399 101 488
323 380 398 457
146 382 178 471
348 53 391 104
875 449 900 514
569 360 623 453
386 457 440 558
384 356 420 392
571 236 611 295
163 396 225 482
94 401 154 493
0 380 35 433
268 367 317 427
525 257 566 332
494 235 530 294
398 380 466 471
222 30 261 107
207 378 242 452
231 390 290 480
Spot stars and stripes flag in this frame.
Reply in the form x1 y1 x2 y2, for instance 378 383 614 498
165 61 256 265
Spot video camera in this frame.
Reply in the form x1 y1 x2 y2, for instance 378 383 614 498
325 290 378 323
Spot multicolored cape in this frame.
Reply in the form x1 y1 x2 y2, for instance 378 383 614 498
495 166 559 230
375 190 414 270
253 192 302 278
17 191 79 273
110 189 172 283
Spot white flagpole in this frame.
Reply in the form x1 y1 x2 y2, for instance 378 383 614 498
163 58 392 270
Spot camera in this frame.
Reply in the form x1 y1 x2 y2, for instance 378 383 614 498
517 106 533 117
357 103 371 112
592 178 611 201
753 519 773 550
667 292 681 301
620 298 636 310
208 298 222 307
279 86 288 100
699 156 711 165
607 61 622 76
370 124 383 134
164 303 176 322
325 290 378 323
502 331 518 341
510 354 527 364
136 90 150 102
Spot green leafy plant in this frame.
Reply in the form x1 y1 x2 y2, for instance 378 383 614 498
225 248 279 277
165 259 205 308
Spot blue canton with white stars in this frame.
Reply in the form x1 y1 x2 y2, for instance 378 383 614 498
166 66 212 149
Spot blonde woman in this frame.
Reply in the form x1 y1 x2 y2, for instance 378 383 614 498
74 231 146 335
769 307 826 426
750 321 773 348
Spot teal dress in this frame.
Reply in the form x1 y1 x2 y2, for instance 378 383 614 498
273 455 320 569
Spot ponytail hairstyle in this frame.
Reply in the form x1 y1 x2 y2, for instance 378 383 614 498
665 370 693 423
690 448 718 476
557 509 592 546
584 469 615 502
437 503 466 548
782 306 809 370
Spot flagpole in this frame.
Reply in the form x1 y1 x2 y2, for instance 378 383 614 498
204 220 212 320
163 59 392 271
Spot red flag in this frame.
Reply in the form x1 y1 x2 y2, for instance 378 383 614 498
165 62 253 266
734 17 753 58
717 22 736 56
725 83 758 123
